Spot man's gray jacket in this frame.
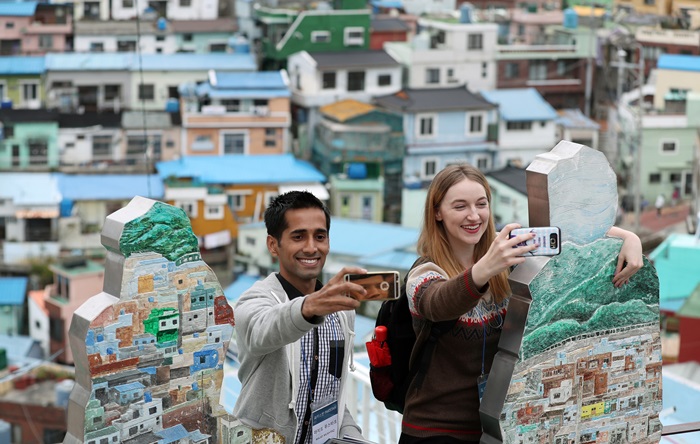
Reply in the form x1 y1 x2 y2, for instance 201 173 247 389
233 273 363 443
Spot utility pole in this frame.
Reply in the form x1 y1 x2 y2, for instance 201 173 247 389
584 1 595 117
612 40 644 232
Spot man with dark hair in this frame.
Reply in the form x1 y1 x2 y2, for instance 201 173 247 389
233 191 368 443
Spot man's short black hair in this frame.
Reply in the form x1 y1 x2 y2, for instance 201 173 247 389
264 191 331 241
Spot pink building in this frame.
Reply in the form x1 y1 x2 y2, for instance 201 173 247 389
43 257 104 364
0 2 72 55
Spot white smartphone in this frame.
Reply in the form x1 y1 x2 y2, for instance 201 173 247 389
509 226 561 256
344 271 400 301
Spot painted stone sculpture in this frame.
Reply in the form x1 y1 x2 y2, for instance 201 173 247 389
64 197 236 444
480 141 662 444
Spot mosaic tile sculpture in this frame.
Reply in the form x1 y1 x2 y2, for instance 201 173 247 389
64 197 237 444
480 141 662 444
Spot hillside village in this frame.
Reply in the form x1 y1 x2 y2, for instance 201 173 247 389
1 0 700 442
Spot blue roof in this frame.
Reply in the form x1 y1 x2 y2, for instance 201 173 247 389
481 88 558 121
114 382 145 393
45 53 134 71
224 274 261 303
360 250 419 270
370 0 404 7
156 154 326 184
57 174 164 201
661 371 700 442
555 108 600 130
329 218 418 258
0 334 39 359
137 53 257 71
44 53 257 72
0 277 28 306
0 173 61 205
197 71 291 98
0 56 45 75
657 54 700 72
157 424 189 443
0 2 37 16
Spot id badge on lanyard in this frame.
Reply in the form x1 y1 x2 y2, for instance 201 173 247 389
311 397 339 444
478 323 489 404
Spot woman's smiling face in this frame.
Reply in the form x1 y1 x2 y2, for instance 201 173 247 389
435 177 490 249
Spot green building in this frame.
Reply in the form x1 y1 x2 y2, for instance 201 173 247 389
257 0 370 70
0 110 59 169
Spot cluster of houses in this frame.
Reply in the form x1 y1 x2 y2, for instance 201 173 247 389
1 0 700 441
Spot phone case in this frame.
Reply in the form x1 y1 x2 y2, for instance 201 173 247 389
509 227 561 256
344 271 400 301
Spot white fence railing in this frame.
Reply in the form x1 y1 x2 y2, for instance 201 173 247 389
346 361 402 444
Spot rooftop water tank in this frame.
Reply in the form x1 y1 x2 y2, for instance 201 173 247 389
165 98 179 113
413 31 430 50
563 8 578 29
228 35 250 53
347 163 368 180
1 99 12 109
157 17 167 31
460 3 473 24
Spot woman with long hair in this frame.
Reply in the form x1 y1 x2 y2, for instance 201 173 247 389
399 164 642 443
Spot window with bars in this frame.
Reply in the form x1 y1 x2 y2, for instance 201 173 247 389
92 135 112 158
223 133 246 154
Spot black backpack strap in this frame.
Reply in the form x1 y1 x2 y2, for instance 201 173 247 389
403 256 457 390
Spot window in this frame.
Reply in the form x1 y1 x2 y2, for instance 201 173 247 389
228 194 246 211
505 63 519 78
139 84 155 100
0 83 5 100
482 62 487 78
670 172 681 183
205 205 223 220
344 27 364 46
90 42 104 52
311 31 330 43
264 128 276 148
22 83 38 102
5 22 14 29
469 114 483 133
180 0 191 5
422 158 438 179
209 43 227 52
104 84 120 101
378 74 391 86
644 0 654 4
506 121 532 130
123 0 133 6
223 133 246 154
28 139 48 165
661 141 677 153
322 72 336 89
183 33 193 42
347 71 365 91
92 135 112 158
221 99 240 112
447 68 457 83
467 33 483 50
417 115 434 136
39 35 53 49
426 68 440 84
529 60 547 80
178 202 197 217
156 35 165 42
477 157 489 169
220 99 241 113
518 24 525 36
117 40 136 52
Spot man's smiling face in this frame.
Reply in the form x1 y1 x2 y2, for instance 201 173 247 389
268 207 329 292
